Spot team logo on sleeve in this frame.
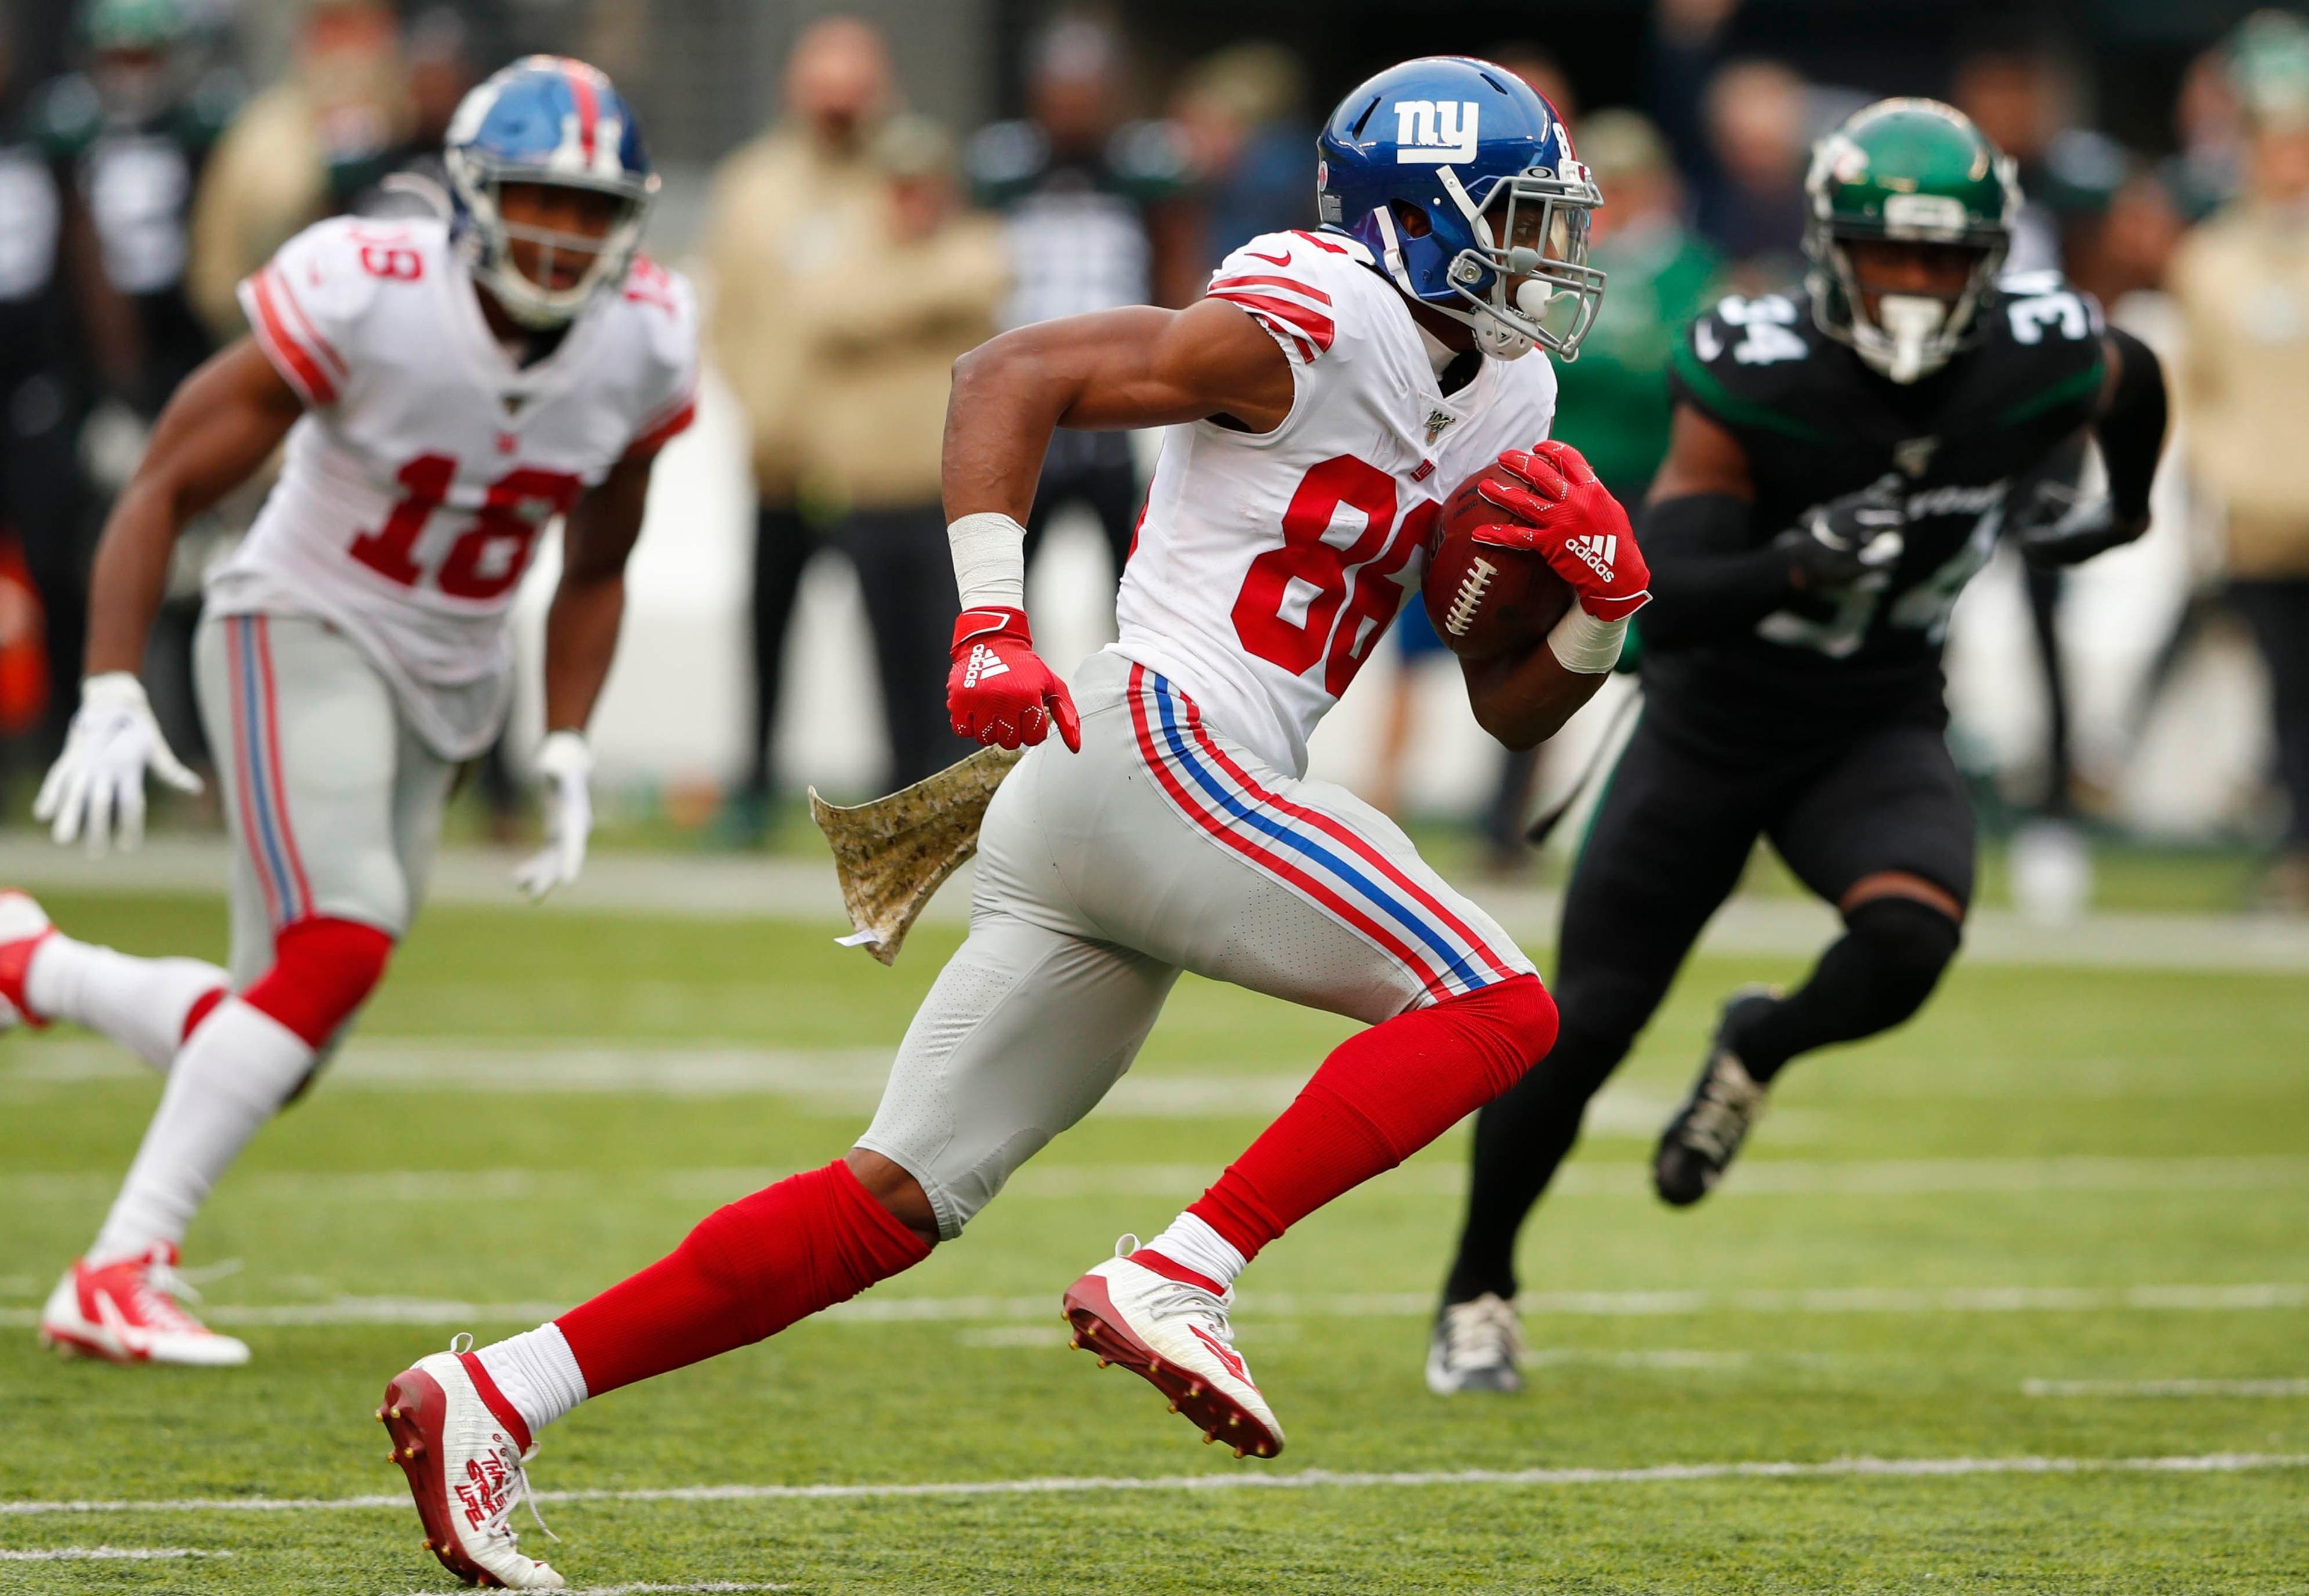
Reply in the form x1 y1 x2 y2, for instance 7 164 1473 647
1393 100 1480 164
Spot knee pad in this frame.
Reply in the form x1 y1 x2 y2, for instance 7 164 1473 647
241 916 394 1048
1845 896 1961 995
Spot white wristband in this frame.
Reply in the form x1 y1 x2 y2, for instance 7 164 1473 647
1546 608 1627 674
948 512 1028 610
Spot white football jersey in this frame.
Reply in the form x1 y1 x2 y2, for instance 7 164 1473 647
1112 229 1559 775
211 215 698 759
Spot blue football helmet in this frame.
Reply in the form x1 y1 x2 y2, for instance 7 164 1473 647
1317 57 1603 360
444 56 657 328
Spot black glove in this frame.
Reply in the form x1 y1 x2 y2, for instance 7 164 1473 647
1773 480 1906 593
2007 476 2147 569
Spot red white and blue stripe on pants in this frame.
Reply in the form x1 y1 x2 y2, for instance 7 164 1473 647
1126 664 1522 1004
222 615 314 927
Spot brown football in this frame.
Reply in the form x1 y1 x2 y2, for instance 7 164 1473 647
1420 467 1574 661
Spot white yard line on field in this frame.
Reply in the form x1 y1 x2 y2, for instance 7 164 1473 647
1 1280 2303 1330
0 1043 1711 1133
11 1153 2301 1211
8 1452 2305 1519
0 1546 227 1559
7 834 2308 971
2024 1377 2309 1398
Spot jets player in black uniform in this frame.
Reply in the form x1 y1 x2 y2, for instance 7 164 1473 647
1426 99 2171 1395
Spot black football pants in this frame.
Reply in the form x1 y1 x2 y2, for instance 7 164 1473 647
832 503 976 791
1443 712 1975 1304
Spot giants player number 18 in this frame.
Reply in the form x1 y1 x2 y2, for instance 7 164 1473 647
14 60 695 1406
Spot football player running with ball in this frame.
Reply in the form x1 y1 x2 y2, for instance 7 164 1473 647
11 59 696 1368
380 58 1646 1589
1426 99 2169 1395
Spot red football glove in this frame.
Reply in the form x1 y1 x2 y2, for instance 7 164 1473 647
1470 441 1652 622
947 607 1082 753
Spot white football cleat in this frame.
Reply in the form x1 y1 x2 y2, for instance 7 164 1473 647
1062 1237 1283 1459
381 1339 565 1590
1426 1292 1525 1396
0 889 55 1032
38 1244 250 1366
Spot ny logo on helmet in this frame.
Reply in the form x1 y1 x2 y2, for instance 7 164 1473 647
1393 100 1479 164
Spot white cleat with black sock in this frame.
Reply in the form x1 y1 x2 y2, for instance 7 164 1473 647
1426 1292 1525 1395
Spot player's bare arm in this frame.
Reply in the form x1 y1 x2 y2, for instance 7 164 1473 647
938 299 1297 755
1450 443 1654 750
83 338 305 676
942 298 1296 521
1458 640 1605 751
32 340 305 850
513 448 660 905
540 450 655 735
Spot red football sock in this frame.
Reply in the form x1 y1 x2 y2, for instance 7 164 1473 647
556 1160 930 1398
1187 975 1557 1262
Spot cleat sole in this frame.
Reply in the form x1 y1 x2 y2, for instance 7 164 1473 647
1059 1272 1282 1461
380 1367 494 1588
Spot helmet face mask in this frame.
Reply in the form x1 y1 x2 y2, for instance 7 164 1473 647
444 57 658 331
1823 233 2000 384
1438 164 1606 359
1319 56 1605 361
1803 99 2018 384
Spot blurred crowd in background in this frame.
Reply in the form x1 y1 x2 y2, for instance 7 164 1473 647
3 0 2309 911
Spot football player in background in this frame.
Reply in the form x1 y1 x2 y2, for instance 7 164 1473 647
6 58 696 1369
379 57 1645 1590
1427 99 2169 1395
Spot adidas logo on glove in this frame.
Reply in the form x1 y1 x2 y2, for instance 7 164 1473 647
1568 533 1619 583
961 644 1011 689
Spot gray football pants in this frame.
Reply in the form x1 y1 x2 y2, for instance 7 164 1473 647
194 611 456 989
856 649 1534 1240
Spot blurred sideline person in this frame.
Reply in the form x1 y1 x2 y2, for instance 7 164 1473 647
704 14 891 834
1430 101 2169 1395
2171 29 2309 910
7 61 697 1394
1955 34 2097 911
1171 41 1311 271
1697 59 1810 286
1645 0 1808 287
382 59 1639 1588
185 0 409 338
1551 111 1721 510
0 19 98 768
40 0 241 771
968 13 1195 588
789 115 1005 787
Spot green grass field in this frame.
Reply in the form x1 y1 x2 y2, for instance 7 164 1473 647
2 890 2306 1594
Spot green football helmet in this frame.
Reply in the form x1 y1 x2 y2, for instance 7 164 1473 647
1803 98 2019 384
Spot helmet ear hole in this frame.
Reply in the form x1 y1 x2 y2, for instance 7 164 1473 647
1390 200 1433 239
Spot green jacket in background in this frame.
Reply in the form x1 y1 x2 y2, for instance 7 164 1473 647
1550 218 1722 503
